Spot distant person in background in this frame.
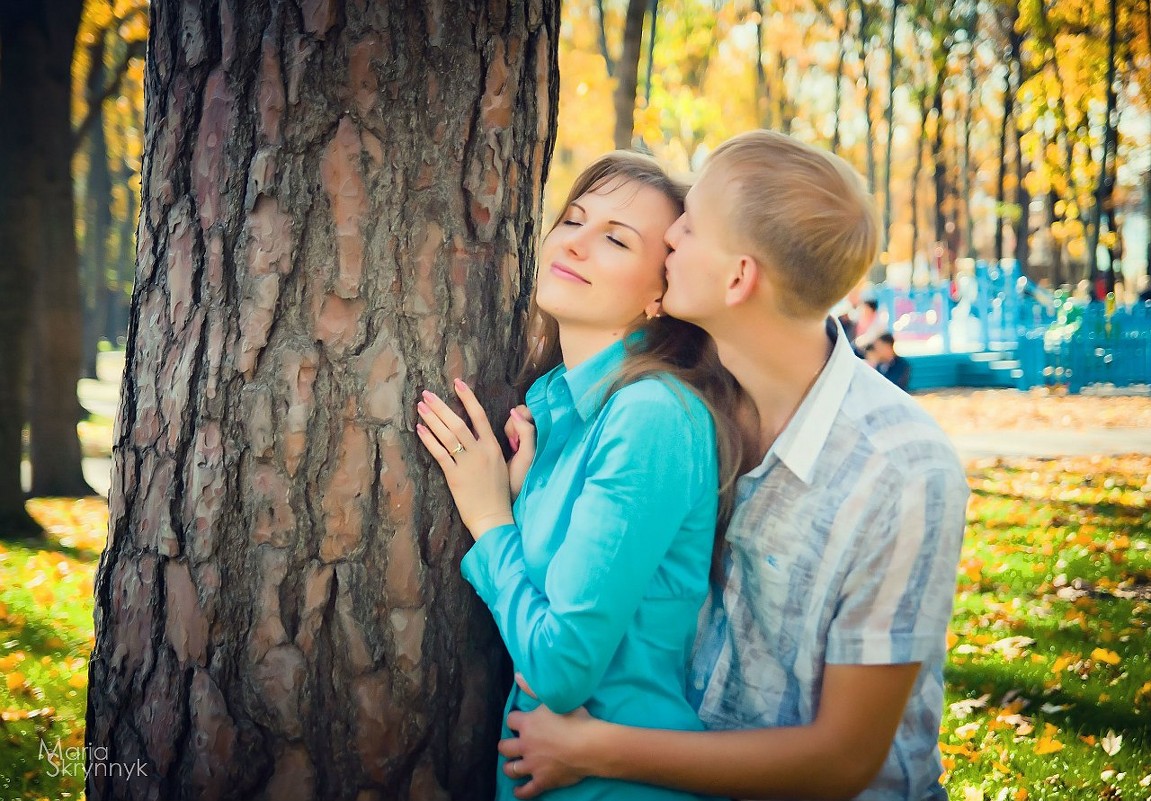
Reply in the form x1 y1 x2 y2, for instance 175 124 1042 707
866 333 911 391
853 297 885 351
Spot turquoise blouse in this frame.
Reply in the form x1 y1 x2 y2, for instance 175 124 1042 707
461 338 720 801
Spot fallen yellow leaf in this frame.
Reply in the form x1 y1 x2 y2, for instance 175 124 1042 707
1092 648 1121 665
1035 736 1064 755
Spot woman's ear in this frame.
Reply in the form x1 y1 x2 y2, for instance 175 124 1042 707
644 297 664 320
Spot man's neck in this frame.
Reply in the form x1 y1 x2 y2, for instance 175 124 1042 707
712 316 833 458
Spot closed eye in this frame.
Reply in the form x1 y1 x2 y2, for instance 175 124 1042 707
607 235 628 248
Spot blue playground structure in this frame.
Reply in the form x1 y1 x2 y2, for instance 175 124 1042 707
875 259 1151 393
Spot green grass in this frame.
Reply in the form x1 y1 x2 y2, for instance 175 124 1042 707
1 459 1149 800
0 499 103 801
941 456 1151 800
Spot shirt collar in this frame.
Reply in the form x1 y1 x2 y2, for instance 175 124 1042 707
525 336 631 421
752 317 858 485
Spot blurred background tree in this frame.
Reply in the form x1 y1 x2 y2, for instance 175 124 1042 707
0 0 145 535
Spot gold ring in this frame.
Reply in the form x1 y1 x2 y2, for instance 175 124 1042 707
451 443 465 455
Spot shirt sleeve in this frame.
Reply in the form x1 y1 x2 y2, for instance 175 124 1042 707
460 383 715 713
826 462 969 665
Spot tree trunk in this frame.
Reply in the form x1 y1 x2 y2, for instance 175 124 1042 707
755 0 770 128
931 69 948 248
25 0 93 498
596 0 616 77
108 156 138 347
0 2 73 535
644 0 659 105
87 2 558 800
830 21 847 155
994 15 1020 267
882 0 900 251
613 0 647 149
1014 127 1031 275
1088 0 1119 288
910 89 928 265
961 48 975 258
82 29 115 380
854 0 877 193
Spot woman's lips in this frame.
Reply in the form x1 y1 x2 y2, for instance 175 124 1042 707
550 263 591 284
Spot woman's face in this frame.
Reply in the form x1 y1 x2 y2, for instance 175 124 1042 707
536 178 678 335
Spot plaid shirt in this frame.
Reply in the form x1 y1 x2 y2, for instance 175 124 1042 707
689 320 969 800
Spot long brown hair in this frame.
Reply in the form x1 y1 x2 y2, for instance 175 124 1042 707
518 151 744 539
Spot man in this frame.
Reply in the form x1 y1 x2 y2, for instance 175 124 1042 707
497 130 969 800
866 333 912 391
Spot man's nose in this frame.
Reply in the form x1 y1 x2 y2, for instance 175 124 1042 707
665 216 683 249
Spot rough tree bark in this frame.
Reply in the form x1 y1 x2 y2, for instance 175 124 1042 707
0 0 85 533
87 2 558 800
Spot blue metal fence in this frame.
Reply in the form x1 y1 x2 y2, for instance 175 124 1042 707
877 260 1057 354
1015 301 1151 392
878 259 1150 393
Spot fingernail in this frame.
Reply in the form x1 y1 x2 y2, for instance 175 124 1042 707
416 423 427 434
454 377 466 388
417 401 429 413
510 407 522 420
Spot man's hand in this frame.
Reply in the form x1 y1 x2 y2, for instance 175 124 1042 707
499 674 595 799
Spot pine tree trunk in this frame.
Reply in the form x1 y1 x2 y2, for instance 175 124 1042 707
26 0 93 498
87 1 558 799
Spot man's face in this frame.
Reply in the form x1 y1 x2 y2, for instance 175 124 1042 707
661 167 740 326
873 340 895 361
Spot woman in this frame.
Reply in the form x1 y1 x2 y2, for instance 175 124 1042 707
415 152 740 801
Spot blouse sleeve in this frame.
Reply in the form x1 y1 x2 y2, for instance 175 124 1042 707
460 381 715 714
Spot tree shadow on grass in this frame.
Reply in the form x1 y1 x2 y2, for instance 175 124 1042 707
946 657 1150 740
969 489 1151 539
947 596 1151 741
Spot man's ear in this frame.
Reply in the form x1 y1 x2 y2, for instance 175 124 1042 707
725 255 761 307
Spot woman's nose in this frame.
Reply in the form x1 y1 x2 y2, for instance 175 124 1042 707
562 226 590 258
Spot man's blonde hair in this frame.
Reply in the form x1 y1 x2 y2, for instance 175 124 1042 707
704 130 880 319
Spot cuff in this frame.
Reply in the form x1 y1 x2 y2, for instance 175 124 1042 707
460 523 520 604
